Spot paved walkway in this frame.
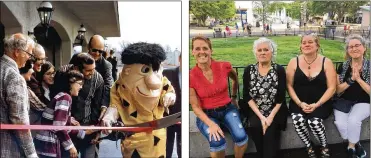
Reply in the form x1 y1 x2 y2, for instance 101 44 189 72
99 138 180 157
223 141 370 158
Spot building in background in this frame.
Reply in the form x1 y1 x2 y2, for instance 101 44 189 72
1 1 120 68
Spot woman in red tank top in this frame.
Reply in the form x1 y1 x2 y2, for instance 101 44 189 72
190 36 248 158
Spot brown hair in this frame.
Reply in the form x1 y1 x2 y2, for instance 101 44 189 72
191 35 212 50
300 34 321 53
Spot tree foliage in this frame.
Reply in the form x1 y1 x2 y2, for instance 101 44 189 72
253 0 271 24
310 1 368 23
190 0 235 26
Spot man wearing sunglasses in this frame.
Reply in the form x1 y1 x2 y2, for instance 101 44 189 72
86 35 114 120
27 44 47 101
1 33 38 158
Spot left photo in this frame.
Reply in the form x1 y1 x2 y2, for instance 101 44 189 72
0 1 182 158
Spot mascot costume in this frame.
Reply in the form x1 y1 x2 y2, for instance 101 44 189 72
102 42 176 157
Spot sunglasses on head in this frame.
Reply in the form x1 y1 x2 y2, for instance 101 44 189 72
91 48 105 54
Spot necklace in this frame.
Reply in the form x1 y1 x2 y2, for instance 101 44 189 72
303 54 318 70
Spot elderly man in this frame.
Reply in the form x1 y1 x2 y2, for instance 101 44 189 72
56 53 104 158
0 33 38 158
27 44 47 100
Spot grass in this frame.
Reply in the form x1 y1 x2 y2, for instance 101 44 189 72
189 36 346 67
188 36 348 111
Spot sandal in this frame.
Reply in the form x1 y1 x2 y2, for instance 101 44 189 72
320 146 330 158
307 146 317 158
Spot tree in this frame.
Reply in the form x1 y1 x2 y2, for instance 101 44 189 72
253 0 271 25
311 1 368 24
267 2 287 14
190 0 235 26
285 1 302 20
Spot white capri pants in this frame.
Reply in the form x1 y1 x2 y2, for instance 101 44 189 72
334 103 370 144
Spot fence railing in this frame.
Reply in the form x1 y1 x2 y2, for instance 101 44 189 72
227 61 344 100
215 27 370 43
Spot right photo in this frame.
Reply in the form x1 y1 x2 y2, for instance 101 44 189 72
189 1 370 158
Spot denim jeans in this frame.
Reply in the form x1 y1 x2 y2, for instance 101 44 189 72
196 103 248 152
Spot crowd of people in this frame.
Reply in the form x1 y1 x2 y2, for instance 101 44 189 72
190 34 369 158
0 33 182 158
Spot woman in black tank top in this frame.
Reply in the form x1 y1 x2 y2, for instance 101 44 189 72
286 34 337 158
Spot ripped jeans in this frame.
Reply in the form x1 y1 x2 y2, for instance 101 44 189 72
196 103 248 152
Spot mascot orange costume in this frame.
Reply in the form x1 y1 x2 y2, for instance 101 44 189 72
102 42 176 158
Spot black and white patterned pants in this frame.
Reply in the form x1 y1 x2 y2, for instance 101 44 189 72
291 113 328 148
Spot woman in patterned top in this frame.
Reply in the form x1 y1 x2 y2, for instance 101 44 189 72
190 35 248 158
242 37 288 158
36 61 55 105
286 34 336 158
19 60 47 138
334 34 370 158
34 70 94 158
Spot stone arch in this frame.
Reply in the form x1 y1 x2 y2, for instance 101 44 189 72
33 20 71 69
1 1 22 34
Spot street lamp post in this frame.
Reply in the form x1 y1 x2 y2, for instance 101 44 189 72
73 24 87 54
37 1 54 38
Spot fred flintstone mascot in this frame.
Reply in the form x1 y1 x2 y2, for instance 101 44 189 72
102 42 176 157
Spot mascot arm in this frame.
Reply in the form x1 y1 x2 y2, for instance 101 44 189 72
160 77 176 109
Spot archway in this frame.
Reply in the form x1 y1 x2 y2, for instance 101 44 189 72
34 25 61 67
33 20 71 69
1 22 4 57
1 1 22 57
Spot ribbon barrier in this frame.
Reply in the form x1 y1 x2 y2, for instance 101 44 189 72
1 112 181 133
0 124 153 132
0 122 181 132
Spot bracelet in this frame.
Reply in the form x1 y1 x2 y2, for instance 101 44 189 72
346 78 355 85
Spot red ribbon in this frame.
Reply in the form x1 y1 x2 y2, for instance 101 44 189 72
0 124 153 132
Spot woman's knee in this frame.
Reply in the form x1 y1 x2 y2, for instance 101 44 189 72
291 113 306 124
348 116 363 127
209 138 227 152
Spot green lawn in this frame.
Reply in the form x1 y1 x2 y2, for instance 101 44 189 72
188 36 350 108
189 36 346 67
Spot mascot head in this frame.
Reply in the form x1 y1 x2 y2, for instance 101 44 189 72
120 42 167 110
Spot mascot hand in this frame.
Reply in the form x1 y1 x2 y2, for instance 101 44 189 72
163 93 176 108
101 107 119 135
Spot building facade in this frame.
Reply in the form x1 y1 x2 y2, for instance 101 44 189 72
1 1 120 68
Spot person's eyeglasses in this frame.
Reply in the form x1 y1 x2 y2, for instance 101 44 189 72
73 81 84 86
45 71 55 76
19 49 36 60
35 57 48 62
348 44 362 50
91 48 105 54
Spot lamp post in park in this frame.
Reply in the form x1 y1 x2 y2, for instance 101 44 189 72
37 1 54 38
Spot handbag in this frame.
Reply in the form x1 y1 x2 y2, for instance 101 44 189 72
333 97 355 113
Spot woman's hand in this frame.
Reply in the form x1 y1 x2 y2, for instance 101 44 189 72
352 63 361 81
70 117 80 126
299 102 311 113
85 126 95 135
208 122 225 142
265 115 274 127
231 98 238 108
69 147 78 158
305 103 319 113
260 117 268 135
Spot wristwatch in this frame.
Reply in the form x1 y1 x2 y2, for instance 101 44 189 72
346 78 355 85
